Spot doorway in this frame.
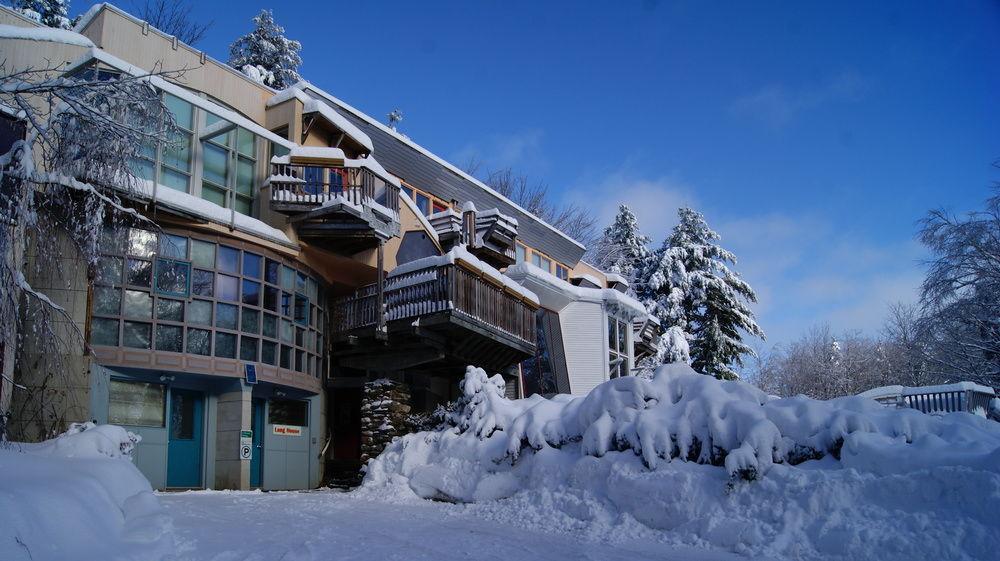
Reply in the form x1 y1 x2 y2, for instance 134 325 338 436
251 398 265 488
166 388 204 488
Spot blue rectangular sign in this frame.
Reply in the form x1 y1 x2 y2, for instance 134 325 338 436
244 363 257 385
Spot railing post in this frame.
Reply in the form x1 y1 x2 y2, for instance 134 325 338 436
376 240 386 340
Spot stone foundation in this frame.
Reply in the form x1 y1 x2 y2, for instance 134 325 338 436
360 379 412 463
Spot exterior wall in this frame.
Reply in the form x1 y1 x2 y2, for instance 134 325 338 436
571 261 609 287
9 230 92 441
215 380 251 489
77 5 274 126
558 301 607 396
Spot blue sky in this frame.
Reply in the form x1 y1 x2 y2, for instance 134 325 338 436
102 0 998 348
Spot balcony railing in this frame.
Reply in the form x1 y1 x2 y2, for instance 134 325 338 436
333 263 537 346
331 283 381 333
269 163 400 216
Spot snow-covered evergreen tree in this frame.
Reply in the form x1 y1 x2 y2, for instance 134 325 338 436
639 207 764 379
594 204 651 289
15 0 72 29
228 10 302 89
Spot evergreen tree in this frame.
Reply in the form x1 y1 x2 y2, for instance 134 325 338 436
228 9 302 89
594 204 651 289
639 207 764 379
15 0 72 29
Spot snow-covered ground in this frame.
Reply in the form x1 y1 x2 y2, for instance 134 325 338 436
364 364 1000 561
160 489 753 561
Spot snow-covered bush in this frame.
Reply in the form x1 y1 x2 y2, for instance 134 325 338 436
0 423 173 561
363 364 1000 561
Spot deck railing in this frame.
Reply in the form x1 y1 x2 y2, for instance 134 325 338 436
331 283 380 333
270 163 400 215
333 263 536 346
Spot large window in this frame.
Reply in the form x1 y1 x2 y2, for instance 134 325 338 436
202 114 257 215
608 316 629 379
129 92 260 217
108 379 165 427
90 227 326 378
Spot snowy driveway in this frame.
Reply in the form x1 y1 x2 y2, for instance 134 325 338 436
160 490 751 561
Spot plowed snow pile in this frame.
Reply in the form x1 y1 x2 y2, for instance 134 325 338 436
363 363 1000 561
0 423 174 561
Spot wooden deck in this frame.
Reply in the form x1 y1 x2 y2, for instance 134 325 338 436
331 261 537 374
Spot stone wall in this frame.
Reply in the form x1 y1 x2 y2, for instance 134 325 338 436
359 379 412 463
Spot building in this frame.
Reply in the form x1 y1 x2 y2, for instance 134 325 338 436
0 3 659 491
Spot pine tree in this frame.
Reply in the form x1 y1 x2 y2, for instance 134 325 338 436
15 0 72 29
594 205 651 288
228 9 302 89
639 207 764 379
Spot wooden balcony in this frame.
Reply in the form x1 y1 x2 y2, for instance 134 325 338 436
332 262 537 374
268 162 400 254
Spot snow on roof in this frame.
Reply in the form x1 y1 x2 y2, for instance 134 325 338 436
570 273 603 289
344 156 401 188
0 23 95 47
289 146 346 160
135 180 294 247
72 3 278 95
389 245 538 305
266 87 375 153
506 262 648 318
291 81 587 252
605 272 629 287
67 49 295 150
860 382 996 400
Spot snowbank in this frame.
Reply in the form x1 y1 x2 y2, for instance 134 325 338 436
0 423 174 561
363 364 1000 561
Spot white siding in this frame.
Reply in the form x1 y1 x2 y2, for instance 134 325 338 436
559 301 607 395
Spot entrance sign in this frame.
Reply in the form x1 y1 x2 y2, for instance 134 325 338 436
239 429 253 460
244 363 257 385
272 424 303 436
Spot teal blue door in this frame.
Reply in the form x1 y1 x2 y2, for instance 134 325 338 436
251 398 265 487
167 389 204 488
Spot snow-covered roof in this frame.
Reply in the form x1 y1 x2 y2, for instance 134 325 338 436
570 273 603 289
286 146 346 161
506 262 648 319
0 23 94 47
390 246 538 305
134 180 294 248
605 272 629 287
66 49 295 150
860 382 996 400
267 87 375 153
290 81 587 253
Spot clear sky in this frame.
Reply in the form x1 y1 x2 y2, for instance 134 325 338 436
97 0 999 348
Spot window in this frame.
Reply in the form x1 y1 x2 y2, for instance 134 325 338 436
201 114 257 216
608 316 630 379
160 93 193 192
532 252 552 272
108 380 165 427
400 181 450 217
154 258 191 297
91 229 325 375
555 264 569 281
268 398 308 426
516 244 526 263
